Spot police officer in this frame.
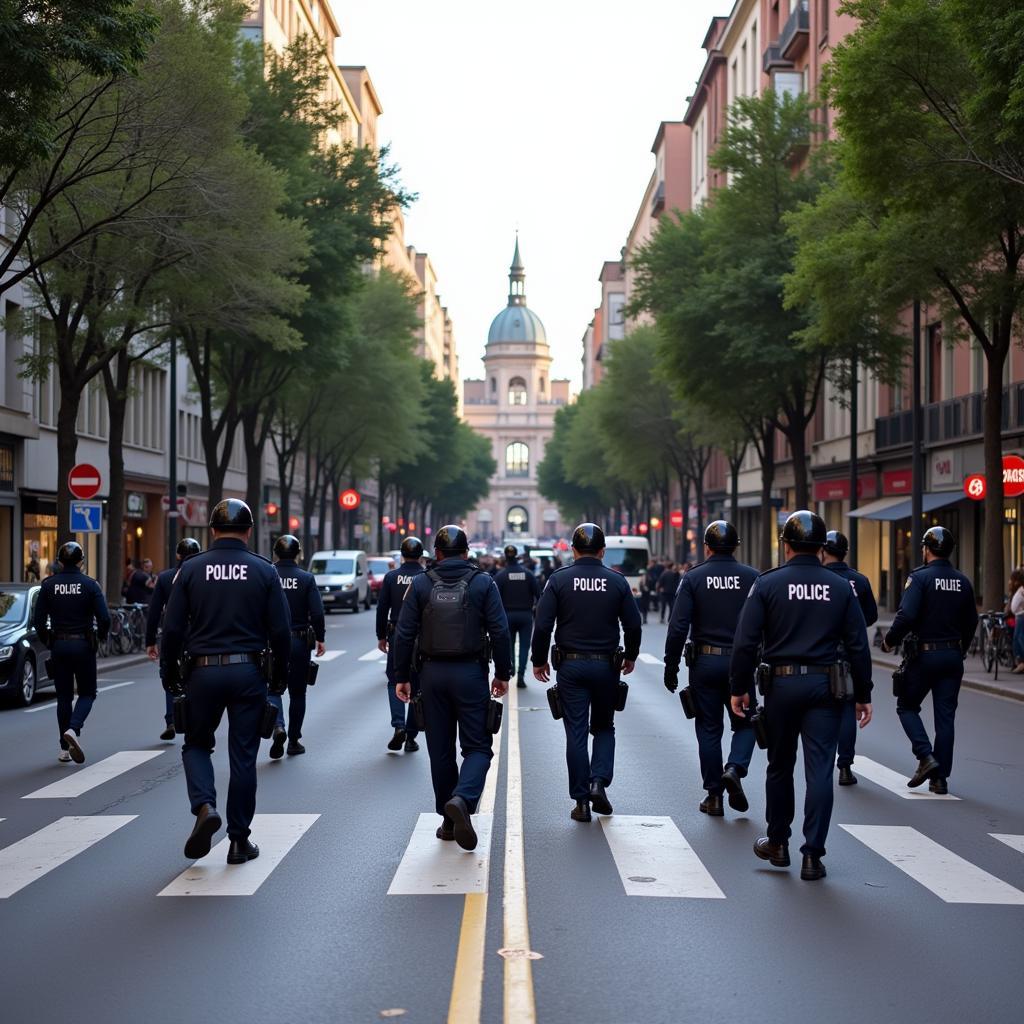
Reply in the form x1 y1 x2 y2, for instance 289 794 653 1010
494 544 541 689
33 542 111 764
161 499 291 864
270 535 326 759
393 525 511 851
532 524 642 823
146 537 202 741
664 521 759 816
376 535 425 753
730 511 872 881
882 526 977 793
821 530 878 786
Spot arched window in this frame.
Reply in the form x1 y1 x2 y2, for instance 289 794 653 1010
508 377 527 405
506 506 529 534
490 376 497 394
506 442 529 477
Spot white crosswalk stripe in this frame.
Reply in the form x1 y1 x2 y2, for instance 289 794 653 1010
23 680 136 713
850 756 959 800
22 751 164 800
359 647 386 662
158 813 320 896
990 834 1024 855
0 816 136 898
315 650 344 662
638 653 664 666
599 815 725 899
840 824 1024 904
388 813 495 895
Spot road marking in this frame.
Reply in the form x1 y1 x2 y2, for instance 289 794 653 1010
638 653 664 666
600 815 726 898
316 650 343 662
851 756 960 800
991 834 1024 855
840 825 1024 904
447 699 505 1024
158 813 320 896
359 647 385 662
388 814 494 895
24 680 136 712
0 816 136 898
22 750 164 799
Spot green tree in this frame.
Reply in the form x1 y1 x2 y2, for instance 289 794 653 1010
537 403 608 524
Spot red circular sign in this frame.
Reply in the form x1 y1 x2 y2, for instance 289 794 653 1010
338 489 361 510
1004 454 1024 498
669 510 684 529
964 474 987 501
68 463 101 500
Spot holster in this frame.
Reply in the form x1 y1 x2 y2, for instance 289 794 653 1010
829 662 853 701
386 621 396 638
45 657 55 679
306 626 315 652
259 701 278 739
412 692 426 732
172 695 189 734
612 647 625 674
679 686 696 720
306 660 319 686
89 631 98 653
683 640 695 668
755 662 772 695
902 635 920 660
892 661 908 699
551 646 563 670
259 650 272 682
546 684 563 720
486 698 503 734
180 653 193 684
614 680 628 712
750 707 769 750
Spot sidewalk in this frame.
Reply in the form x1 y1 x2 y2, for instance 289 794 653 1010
871 620 1024 703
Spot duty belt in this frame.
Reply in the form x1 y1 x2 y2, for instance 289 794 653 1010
53 631 88 641
920 640 961 652
192 653 262 668
697 644 731 657
561 651 615 663
773 663 835 677
290 627 310 636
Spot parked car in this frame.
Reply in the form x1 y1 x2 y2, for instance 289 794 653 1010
309 550 371 612
367 556 396 604
0 583 54 707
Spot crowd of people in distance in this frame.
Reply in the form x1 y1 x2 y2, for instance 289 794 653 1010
639 558 693 624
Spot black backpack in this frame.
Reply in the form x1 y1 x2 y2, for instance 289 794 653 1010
418 568 485 658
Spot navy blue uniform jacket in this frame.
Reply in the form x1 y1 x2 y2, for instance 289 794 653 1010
275 558 325 641
824 561 878 627
376 562 425 639
145 567 177 647
884 559 977 651
34 566 111 640
493 558 541 612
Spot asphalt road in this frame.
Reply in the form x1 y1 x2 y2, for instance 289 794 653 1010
0 607 1021 1024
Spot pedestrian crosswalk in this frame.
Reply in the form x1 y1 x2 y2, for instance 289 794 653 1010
991 833 1024 855
22 751 164 800
359 647 386 663
851 756 960 800
387 812 495 895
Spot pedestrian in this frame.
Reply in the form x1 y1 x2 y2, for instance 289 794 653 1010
647 559 665 619
123 559 152 605
881 527 978 794
392 525 511 851
376 535 426 753
531 523 642 824
146 537 202 741
33 541 111 764
1007 568 1024 672
663 521 759 817
160 499 292 865
820 530 878 786
657 562 680 623
493 544 541 689
269 534 326 760
730 510 873 881
25 552 40 582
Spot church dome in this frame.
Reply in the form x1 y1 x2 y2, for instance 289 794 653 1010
486 237 548 347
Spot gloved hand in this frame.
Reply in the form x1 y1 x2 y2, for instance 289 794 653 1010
664 667 679 693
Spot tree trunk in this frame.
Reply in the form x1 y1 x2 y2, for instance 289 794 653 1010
102 354 131 605
729 451 743 525
759 423 776 570
55 390 82 543
983 343 1008 609
318 466 328 550
331 478 342 548
242 409 264 554
786 420 810 510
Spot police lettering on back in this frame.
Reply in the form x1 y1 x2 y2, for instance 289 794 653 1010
788 582 830 601
573 577 607 592
53 583 83 595
206 563 247 581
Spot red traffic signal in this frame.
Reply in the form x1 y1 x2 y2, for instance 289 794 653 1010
669 510 684 528
265 502 279 518
288 515 300 531
338 489 361 510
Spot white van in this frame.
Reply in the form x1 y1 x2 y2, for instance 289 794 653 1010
600 535 651 597
309 549 370 613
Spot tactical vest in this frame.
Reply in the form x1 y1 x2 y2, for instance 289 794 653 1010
418 568 484 658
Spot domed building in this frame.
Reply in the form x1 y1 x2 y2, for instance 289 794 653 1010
462 240 572 545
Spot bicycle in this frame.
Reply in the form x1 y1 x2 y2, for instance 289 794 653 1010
978 611 1012 680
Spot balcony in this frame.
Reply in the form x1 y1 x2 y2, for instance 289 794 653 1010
779 0 809 61
874 387 1019 451
651 181 665 217
762 44 792 74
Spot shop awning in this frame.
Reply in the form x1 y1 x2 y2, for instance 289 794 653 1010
849 491 962 521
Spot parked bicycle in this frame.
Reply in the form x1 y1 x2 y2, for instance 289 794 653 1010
978 611 1014 680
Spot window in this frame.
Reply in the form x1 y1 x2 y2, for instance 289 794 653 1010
490 376 496 394
508 377 527 405
539 376 546 393
506 506 529 534
506 442 529 477
819 0 829 43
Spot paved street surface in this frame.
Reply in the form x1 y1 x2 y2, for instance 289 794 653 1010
1 610 1022 1024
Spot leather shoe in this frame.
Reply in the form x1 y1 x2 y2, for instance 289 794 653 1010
589 779 613 815
444 795 477 851
837 766 857 786
571 800 592 823
700 793 725 817
387 728 406 751
269 726 287 760
929 777 948 795
753 836 790 867
404 737 419 753
436 819 455 841
227 838 259 864
721 765 749 811
184 804 222 859
801 854 827 881
160 725 176 741
286 741 305 756
516 676 526 689
907 754 940 788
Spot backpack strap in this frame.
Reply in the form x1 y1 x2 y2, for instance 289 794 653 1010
426 569 443 585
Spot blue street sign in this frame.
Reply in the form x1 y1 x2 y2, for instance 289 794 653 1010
70 501 102 534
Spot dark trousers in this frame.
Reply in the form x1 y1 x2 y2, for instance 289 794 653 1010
836 700 857 768
557 660 617 800
181 664 266 840
385 646 419 737
51 638 97 746
159 660 174 725
638 592 650 623
764 674 842 857
420 661 492 816
506 610 533 680
269 636 311 740
897 650 962 780
690 655 756 793
660 592 676 622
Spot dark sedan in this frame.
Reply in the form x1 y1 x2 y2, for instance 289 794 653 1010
0 584 53 707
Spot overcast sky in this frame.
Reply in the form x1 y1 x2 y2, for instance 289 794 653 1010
333 1 723 386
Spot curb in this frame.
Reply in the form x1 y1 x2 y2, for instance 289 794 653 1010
871 656 1024 704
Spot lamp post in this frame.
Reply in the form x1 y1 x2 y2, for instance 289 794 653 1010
911 300 923 548
166 333 179 570
849 349 859 565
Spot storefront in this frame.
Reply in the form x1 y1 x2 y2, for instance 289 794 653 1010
22 494 101 580
0 440 15 580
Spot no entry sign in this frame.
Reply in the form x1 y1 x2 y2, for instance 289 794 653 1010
338 488 361 510
68 463 101 500
669 510 684 529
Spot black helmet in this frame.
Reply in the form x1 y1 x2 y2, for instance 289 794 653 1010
434 525 469 555
57 541 83 566
209 498 254 530
922 526 955 558
401 536 424 559
704 520 739 552
274 534 301 560
176 537 201 560
781 510 827 551
571 523 606 554
823 530 849 560
504 544 518 559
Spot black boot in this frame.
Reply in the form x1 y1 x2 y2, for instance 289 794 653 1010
227 838 260 864
700 793 725 817
571 800 592 823
184 804 222 860
589 779 613 815
721 765 749 811
444 795 477 851
516 675 526 689
801 854 827 881
908 754 940 788
837 765 857 786
160 722 176 742
929 777 948 794
436 818 455 841
753 837 790 867
269 726 287 760
286 740 305 756
404 737 419 752
387 728 406 751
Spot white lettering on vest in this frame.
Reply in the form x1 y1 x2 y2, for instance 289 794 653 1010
935 578 961 592
509 572 527 581
397 575 413 586
707 576 740 590
205 563 248 581
54 583 82 596
573 577 607 592
788 583 831 601
281 577 299 589
848 580 859 596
